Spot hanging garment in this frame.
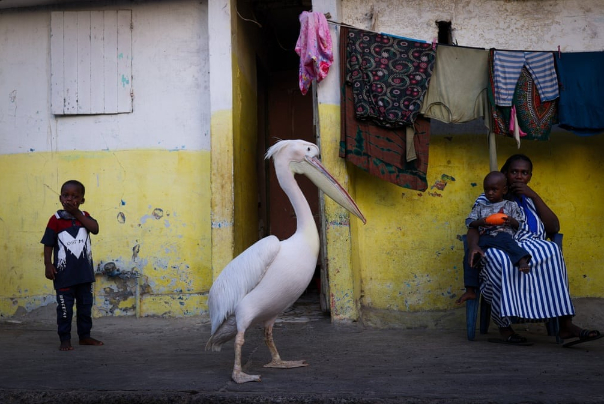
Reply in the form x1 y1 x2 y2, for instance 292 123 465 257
345 27 435 128
512 67 558 141
419 45 490 125
556 52 604 136
340 27 429 191
295 11 333 96
493 51 559 107
488 50 557 142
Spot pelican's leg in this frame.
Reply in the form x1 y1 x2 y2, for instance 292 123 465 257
232 331 262 383
263 323 308 368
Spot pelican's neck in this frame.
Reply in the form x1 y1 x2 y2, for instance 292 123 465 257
275 161 315 235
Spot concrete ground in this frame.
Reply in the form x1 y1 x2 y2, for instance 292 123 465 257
1 297 603 404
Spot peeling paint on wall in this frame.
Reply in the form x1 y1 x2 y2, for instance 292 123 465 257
431 174 456 191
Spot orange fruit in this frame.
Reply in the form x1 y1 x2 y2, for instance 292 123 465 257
485 213 508 225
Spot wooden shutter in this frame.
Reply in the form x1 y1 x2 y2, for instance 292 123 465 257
51 10 132 115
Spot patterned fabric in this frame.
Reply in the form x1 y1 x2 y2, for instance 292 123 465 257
493 51 559 106
556 52 604 135
340 85 430 191
345 28 435 128
466 199 525 237
340 26 430 191
295 11 333 96
488 50 558 141
475 194 575 327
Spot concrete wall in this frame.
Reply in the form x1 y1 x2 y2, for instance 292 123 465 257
316 0 604 327
0 0 212 317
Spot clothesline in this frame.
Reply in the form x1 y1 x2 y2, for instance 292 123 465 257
325 17 572 55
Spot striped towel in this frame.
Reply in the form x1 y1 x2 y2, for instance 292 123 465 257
493 51 559 106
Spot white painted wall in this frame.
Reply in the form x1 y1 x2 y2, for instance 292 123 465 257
0 0 210 154
341 0 604 52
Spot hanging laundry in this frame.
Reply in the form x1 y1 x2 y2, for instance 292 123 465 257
345 27 435 128
556 52 604 136
340 27 429 191
419 45 490 125
295 11 333 96
512 67 558 140
488 50 557 143
493 51 559 106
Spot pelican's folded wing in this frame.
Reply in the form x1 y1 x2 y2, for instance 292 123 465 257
208 235 280 335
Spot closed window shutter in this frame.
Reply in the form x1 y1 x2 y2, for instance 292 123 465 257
51 10 132 115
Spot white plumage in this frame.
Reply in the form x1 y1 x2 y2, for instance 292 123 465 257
206 139 365 384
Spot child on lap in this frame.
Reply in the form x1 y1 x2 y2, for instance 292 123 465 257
457 171 531 304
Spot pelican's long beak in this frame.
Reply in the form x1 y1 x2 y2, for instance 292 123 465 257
291 157 366 224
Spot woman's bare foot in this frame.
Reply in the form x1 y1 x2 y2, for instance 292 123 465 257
518 258 530 274
60 340 74 351
79 337 104 346
558 319 599 339
455 288 477 304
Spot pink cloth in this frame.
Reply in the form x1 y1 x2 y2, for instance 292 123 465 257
295 11 333 95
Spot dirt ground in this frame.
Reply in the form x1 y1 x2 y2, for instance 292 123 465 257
0 297 603 403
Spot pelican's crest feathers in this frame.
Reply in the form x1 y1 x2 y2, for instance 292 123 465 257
264 139 289 160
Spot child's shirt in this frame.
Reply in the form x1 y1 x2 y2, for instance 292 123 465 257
41 210 96 289
465 198 526 237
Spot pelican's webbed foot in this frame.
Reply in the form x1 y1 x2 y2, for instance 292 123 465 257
232 370 262 383
264 359 308 368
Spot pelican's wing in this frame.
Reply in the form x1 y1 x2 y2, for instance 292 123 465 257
208 235 280 335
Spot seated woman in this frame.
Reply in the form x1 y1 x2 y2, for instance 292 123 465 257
467 154 602 346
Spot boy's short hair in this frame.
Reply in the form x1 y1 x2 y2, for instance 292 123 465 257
61 180 86 195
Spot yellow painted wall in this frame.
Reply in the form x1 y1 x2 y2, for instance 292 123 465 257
355 131 604 316
232 54 260 255
318 101 604 324
0 150 212 317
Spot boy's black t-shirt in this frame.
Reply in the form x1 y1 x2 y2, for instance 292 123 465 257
41 210 96 290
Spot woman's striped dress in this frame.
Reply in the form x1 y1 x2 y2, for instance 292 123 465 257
475 195 575 327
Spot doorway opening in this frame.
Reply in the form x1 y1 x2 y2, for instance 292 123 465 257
252 0 327 319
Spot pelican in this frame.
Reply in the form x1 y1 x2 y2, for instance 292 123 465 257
206 139 366 384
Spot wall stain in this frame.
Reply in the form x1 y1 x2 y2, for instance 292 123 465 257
430 174 456 191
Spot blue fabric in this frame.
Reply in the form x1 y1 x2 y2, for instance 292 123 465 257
476 195 575 327
556 52 604 136
493 51 559 106
515 195 538 234
56 283 94 341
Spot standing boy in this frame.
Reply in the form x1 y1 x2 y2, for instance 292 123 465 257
41 180 103 351
456 171 531 304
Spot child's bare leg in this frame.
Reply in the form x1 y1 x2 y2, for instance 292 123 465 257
60 340 74 351
518 257 530 274
455 286 477 304
79 337 104 346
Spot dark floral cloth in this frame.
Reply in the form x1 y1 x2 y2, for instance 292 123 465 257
340 27 430 192
345 28 436 128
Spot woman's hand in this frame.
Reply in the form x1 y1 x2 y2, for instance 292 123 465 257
508 182 537 199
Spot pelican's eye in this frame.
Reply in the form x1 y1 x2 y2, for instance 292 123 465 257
307 147 311 151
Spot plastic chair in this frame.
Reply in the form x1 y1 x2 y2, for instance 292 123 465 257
462 233 563 342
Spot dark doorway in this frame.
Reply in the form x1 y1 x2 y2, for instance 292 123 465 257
253 0 325 315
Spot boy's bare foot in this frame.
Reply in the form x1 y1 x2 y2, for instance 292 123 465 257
79 337 104 346
518 258 530 274
60 340 74 351
455 289 477 305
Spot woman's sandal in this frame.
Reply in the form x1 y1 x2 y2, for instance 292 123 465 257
561 329 603 348
488 333 533 346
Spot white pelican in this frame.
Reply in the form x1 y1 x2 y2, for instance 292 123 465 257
206 139 366 384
